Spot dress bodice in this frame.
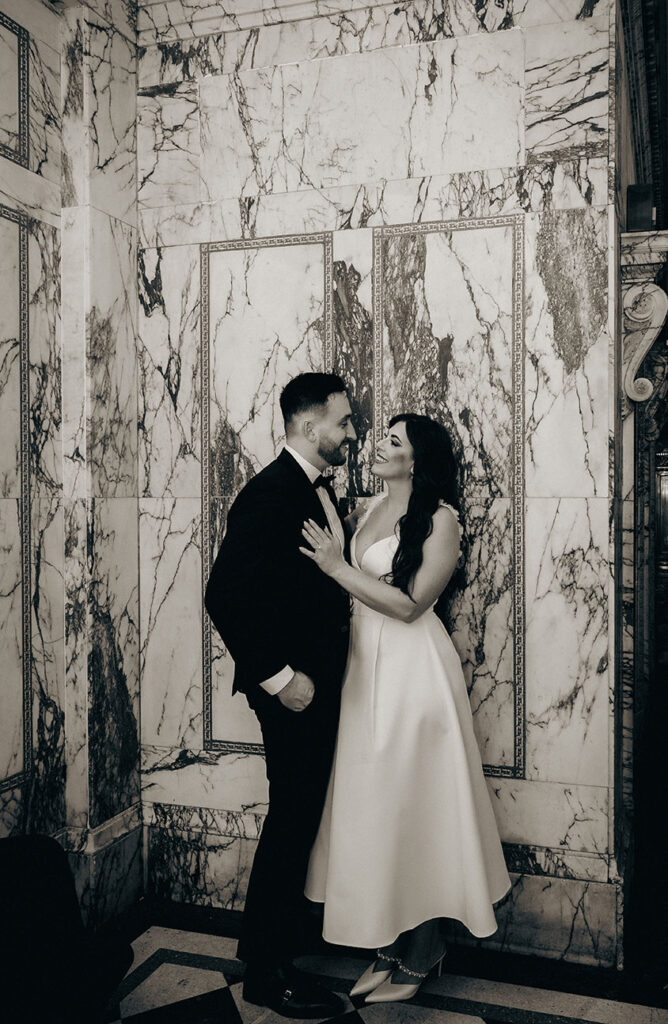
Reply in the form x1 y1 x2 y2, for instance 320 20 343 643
351 494 461 577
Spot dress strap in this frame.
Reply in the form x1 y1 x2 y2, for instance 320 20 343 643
437 501 463 541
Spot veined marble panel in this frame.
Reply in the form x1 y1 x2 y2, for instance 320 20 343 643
88 497 140 828
83 0 137 42
140 498 203 748
525 209 608 498
139 160 608 249
28 497 65 834
486 873 617 966
0 500 22 783
137 0 608 48
139 244 201 497
332 229 373 496
64 498 89 830
62 208 87 501
0 17 20 153
525 498 609 787
87 18 137 226
87 209 138 497
203 235 331 750
138 83 200 209
145 800 262 840
0 9 27 168
375 217 524 774
0 209 21 497
525 17 608 163
62 11 137 226
71 826 143 927
142 744 268 812
206 238 330 492
502 844 608 883
489 776 608 854
0 158 61 226
148 822 255 910
199 34 523 201
28 34 60 186
28 218 61 496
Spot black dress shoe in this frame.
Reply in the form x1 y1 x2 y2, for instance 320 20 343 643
243 964 345 1019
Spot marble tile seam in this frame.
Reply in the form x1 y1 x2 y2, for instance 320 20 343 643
62 200 140 234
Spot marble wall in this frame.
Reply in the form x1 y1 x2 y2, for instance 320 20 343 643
0 0 142 925
136 0 622 966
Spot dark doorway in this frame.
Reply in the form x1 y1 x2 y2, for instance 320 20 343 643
626 372 668 988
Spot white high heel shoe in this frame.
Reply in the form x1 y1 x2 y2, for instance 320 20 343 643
364 953 445 1004
349 960 393 998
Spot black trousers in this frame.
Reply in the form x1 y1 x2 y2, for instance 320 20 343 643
237 682 341 968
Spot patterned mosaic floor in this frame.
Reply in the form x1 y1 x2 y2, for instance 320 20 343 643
103 926 668 1024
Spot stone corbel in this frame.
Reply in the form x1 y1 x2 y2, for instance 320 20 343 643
623 282 668 402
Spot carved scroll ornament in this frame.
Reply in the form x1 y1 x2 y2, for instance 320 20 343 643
623 283 668 402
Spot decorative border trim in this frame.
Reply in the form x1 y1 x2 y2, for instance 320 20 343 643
0 11 30 170
372 215 525 778
201 233 333 753
0 202 31 794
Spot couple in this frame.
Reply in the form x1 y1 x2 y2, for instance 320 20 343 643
205 373 510 1019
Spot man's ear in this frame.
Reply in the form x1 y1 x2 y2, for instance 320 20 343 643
301 418 318 443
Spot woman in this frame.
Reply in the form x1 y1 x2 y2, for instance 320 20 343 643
300 413 510 1004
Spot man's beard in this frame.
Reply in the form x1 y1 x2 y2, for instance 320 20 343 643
317 437 348 467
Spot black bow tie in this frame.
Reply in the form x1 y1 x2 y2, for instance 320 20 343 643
313 475 339 504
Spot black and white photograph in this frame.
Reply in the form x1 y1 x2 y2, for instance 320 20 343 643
0 0 667 1021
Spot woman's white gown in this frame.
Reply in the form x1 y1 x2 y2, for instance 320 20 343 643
305 497 511 949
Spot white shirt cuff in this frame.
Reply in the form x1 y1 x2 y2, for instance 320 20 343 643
260 665 293 695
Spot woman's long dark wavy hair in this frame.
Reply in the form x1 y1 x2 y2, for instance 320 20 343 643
384 413 464 600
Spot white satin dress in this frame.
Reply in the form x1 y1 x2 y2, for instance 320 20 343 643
305 496 511 949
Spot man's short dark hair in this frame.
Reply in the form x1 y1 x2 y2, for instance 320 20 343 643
280 372 347 426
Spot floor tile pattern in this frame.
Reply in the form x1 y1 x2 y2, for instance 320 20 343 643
103 928 668 1024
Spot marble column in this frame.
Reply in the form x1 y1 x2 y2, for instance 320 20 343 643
61 0 142 926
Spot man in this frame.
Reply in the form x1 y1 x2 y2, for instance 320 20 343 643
205 373 356 1018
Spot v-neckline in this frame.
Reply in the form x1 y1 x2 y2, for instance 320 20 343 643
353 495 397 567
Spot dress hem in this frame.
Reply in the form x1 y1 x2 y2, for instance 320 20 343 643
305 882 512 948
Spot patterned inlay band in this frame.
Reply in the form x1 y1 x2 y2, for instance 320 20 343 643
0 203 31 793
201 233 333 753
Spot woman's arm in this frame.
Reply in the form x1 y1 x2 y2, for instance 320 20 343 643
300 507 460 623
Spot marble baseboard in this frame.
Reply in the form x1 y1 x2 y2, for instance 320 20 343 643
69 823 143 928
144 818 619 966
147 821 255 911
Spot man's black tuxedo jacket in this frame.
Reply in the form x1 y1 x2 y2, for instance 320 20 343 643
205 449 350 695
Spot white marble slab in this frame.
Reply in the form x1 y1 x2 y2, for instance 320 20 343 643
139 244 201 497
0 158 61 226
87 209 138 498
142 743 269 811
525 209 609 498
64 497 89 830
199 33 523 201
28 218 61 497
139 159 609 250
137 0 610 48
0 499 22 781
207 239 326 488
0 211 20 499
140 498 203 748
0 20 19 153
525 17 609 162
138 83 200 209
489 776 608 853
87 496 140 829
525 497 610 788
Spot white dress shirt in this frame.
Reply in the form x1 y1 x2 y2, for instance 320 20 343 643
260 446 345 695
